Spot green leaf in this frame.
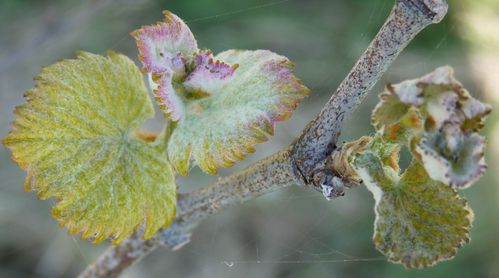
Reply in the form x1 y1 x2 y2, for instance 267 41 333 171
167 50 309 174
372 84 424 146
3 52 176 244
372 86 412 130
354 153 472 268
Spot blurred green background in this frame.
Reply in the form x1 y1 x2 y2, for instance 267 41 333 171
1 0 498 277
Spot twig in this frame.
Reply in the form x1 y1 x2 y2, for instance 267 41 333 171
80 149 295 278
79 0 448 277
290 0 448 194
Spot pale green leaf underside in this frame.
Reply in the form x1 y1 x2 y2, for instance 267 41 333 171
3 52 176 243
354 153 472 268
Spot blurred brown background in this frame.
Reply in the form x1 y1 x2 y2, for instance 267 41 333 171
1 0 498 277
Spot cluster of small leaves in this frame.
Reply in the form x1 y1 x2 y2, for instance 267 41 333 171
372 66 490 187
349 67 491 268
2 11 309 243
133 11 309 175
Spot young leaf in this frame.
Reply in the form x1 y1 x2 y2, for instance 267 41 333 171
372 66 491 187
132 11 198 75
167 50 309 174
133 11 310 175
416 124 487 188
354 153 472 268
3 52 176 244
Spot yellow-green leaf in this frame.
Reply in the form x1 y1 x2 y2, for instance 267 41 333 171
3 52 176 244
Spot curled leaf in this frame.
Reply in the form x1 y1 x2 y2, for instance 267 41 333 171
372 66 490 187
183 49 238 94
354 154 473 268
461 96 491 132
414 68 490 187
372 85 415 131
373 66 491 133
3 52 177 244
132 11 198 75
416 125 487 188
154 70 185 122
425 91 462 128
132 11 199 121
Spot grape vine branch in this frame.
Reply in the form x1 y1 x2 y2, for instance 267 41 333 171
79 0 449 277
